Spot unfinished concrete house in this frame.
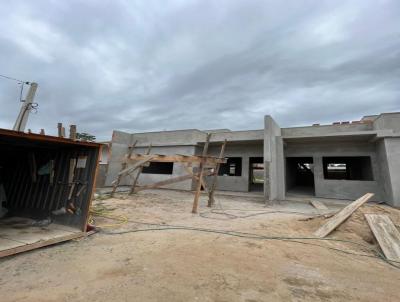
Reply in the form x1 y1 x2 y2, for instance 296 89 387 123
103 112 400 207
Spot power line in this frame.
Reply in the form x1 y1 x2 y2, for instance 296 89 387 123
0 73 29 84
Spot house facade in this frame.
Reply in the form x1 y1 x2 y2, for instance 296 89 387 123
103 112 400 207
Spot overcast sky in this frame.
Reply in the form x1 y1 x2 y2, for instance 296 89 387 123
0 0 399 140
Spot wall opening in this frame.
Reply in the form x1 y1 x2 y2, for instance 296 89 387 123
218 157 242 176
249 157 264 191
323 156 373 180
286 157 315 196
142 162 174 174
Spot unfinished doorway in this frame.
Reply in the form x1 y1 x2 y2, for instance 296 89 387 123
249 157 264 192
286 157 315 196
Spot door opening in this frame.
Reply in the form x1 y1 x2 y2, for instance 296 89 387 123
249 157 264 192
286 157 315 196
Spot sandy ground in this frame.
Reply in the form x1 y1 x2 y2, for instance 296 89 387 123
1 189 400 302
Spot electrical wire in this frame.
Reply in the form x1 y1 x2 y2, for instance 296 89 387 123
90 195 400 270
100 223 400 270
89 204 128 228
89 205 400 270
0 73 29 84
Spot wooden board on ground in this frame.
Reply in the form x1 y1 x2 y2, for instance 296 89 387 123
365 214 400 262
309 200 329 211
0 217 85 258
314 193 374 238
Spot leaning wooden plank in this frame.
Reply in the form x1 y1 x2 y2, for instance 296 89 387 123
111 141 137 196
208 139 227 207
310 200 329 211
314 193 374 238
192 133 211 214
117 156 154 176
129 145 153 195
127 154 226 165
365 214 400 262
0 231 85 258
135 174 195 192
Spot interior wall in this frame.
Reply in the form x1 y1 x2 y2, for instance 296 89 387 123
284 140 383 201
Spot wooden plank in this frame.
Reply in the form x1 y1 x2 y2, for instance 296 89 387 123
111 141 137 196
127 154 226 165
135 174 195 192
68 158 77 184
192 133 211 214
183 163 210 194
117 156 154 176
314 193 374 238
129 145 152 194
0 238 24 250
0 231 85 258
309 200 329 211
208 139 227 207
365 214 400 261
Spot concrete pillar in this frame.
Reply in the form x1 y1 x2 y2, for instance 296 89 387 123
377 138 400 207
264 116 284 201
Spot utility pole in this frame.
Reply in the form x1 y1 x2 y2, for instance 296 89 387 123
13 82 38 132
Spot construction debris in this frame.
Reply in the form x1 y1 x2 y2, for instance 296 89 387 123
365 214 400 262
314 193 374 238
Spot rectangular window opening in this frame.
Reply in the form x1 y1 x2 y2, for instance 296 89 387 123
142 162 173 175
218 157 242 176
323 156 373 181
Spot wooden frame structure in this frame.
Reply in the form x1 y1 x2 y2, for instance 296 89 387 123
111 135 227 213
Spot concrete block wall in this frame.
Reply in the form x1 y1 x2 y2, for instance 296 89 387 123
284 141 384 201
205 143 263 192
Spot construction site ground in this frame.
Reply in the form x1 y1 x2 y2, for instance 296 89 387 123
1 189 400 302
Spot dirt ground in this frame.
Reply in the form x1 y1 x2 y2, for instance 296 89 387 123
1 189 400 302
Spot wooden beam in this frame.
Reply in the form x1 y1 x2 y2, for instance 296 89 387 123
0 232 85 258
129 144 152 195
192 133 211 214
314 193 374 238
183 163 210 193
309 200 329 211
127 154 225 165
117 156 154 176
365 214 400 262
208 139 227 207
135 174 194 192
111 141 137 197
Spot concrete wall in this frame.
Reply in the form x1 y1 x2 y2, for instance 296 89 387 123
284 141 383 201
205 143 263 192
132 145 196 190
373 112 400 133
282 123 373 137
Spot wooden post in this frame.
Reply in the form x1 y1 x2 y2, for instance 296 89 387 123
69 125 77 140
111 141 137 197
192 133 211 214
129 144 152 195
57 123 63 137
208 139 226 207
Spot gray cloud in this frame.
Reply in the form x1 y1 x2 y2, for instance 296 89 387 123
0 0 399 140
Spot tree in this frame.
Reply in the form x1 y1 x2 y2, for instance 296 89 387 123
76 132 96 142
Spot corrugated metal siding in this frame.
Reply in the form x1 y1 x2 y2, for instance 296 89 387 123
0 131 100 231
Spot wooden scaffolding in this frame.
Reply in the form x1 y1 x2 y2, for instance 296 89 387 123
110 134 227 213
